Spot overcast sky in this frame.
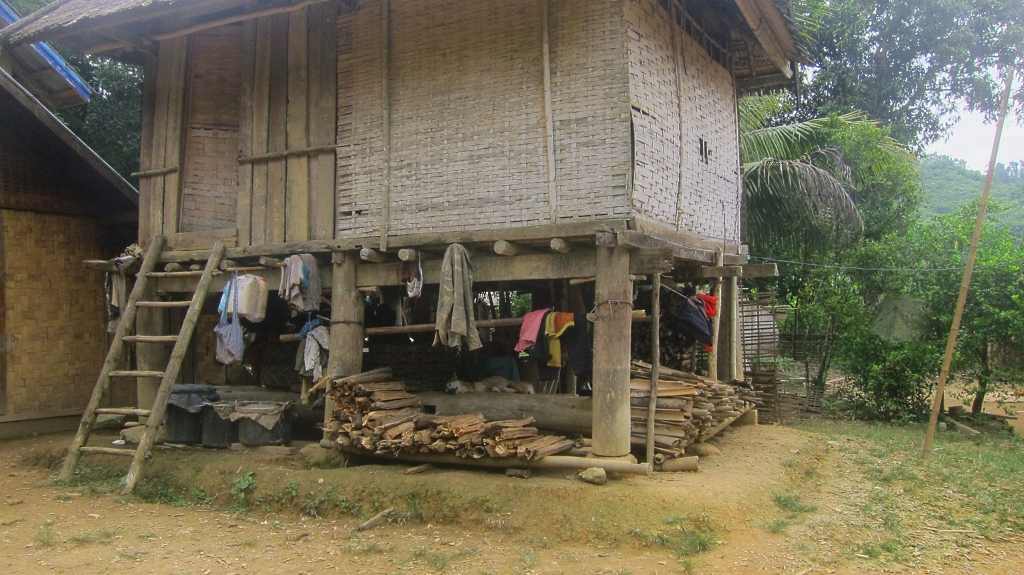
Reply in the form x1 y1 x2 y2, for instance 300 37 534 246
926 109 1024 171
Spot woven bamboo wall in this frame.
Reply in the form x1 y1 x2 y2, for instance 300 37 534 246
0 137 96 216
1 211 106 417
179 26 243 233
626 0 742 242
336 0 631 238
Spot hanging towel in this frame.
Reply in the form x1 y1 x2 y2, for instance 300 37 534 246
514 308 550 352
433 243 482 350
296 325 331 380
696 293 718 319
279 254 321 312
544 312 576 368
401 251 423 298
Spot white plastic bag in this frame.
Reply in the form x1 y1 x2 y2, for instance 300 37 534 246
215 273 244 364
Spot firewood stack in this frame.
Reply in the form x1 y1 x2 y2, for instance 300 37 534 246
326 369 575 460
628 361 757 459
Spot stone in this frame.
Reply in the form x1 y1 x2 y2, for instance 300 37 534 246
579 467 607 485
686 443 722 457
299 444 343 469
120 425 165 445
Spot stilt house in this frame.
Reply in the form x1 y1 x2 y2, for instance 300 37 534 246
1 0 796 458
0 1 138 438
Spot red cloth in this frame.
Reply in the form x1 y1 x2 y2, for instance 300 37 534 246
514 309 550 352
696 294 718 318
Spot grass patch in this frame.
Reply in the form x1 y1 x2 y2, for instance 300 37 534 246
515 548 538 570
34 523 55 548
68 528 117 545
629 514 718 558
764 518 790 533
412 546 478 571
773 494 818 514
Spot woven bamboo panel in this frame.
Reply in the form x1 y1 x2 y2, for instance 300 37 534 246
626 0 741 243
2 211 106 416
336 0 632 238
0 139 96 216
180 26 243 233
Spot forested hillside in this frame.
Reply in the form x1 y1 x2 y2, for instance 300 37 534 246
919 155 1024 235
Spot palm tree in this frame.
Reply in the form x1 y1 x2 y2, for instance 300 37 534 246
740 94 866 254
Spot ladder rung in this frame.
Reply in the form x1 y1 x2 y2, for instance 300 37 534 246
78 446 137 457
108 370 165 378
146 270 220 278
135 300 192 308
94 408 152 417
122 335 179 343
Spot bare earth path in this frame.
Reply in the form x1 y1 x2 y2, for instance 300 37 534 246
2 423 1022 575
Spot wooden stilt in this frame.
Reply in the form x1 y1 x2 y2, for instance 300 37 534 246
591 245 632 457
645 273 661 466
325 251 364 438
707 248 723 379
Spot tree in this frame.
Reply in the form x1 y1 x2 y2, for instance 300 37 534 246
801 0 1023 148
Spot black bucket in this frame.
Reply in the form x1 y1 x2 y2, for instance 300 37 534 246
202 404 238 449
236 402 293 446
165 405 202 444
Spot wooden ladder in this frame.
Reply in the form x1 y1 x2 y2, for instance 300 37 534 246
59 236 226 494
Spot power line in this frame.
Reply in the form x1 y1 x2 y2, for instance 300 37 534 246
749 256 966 273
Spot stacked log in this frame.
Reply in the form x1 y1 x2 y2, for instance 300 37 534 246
628 361 755 459
326 369 574 460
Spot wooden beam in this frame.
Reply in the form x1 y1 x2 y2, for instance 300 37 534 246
250 16 272 245
266 14 289 244
742 263 778 278
359 247 390 263
595 231 617 246
397 249 419 262
730 0 795 78
236 6 257 248
493 240 536 256
286 6 310 243
308 1 338 241
700 265 743 278
549 238 572 254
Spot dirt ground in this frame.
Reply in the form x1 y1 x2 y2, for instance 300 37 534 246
2 423 1023 575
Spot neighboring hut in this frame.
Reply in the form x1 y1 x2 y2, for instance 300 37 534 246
1 0 794 458
0 3 138 438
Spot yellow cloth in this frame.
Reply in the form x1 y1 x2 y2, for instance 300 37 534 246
544 312 575 368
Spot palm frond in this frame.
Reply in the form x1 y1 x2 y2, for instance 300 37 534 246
744 158 864 251
740 112 868 164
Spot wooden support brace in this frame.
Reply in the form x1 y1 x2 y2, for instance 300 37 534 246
549 238 572 254
360 247 390 263
493 240 535 256
397 249 419 262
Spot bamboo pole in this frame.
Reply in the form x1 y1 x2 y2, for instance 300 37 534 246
923 68 1016 458
708 248 724 378
645 273 661 466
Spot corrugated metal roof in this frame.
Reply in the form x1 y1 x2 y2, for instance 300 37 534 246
0 0 90 109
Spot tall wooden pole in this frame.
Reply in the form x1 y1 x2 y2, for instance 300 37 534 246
325 251 363 439
592 245 633 457
708 248 724 378
923 68 1016 458
645 274 661 466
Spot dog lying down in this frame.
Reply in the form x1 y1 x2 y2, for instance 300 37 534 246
445 376 535 394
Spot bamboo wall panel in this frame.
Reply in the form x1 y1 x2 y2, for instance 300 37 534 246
335 0 632 239
285 7 310 243
627 0 741 242
1 211 106 416
0 138 96 216
308 2 339 240
180 26 243 233
549 0 632 222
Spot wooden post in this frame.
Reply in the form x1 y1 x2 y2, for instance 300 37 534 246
591 245 632 457
379 0 392 251
923 69 1016 458
325 251 364 439
718 272 739 381
645 273 661 466
541 0 557 221
707 248 723 378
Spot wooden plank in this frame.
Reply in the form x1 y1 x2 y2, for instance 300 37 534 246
379 0 391 251
309 1 338 240
266 14 290 245
161 36 189 236
700 265 744 278
137 55 158 243
741 263 779 278
250 16 273 245
164 229 238 251
286 7 310 243
237 8 258 248
630 248 674 274
149 45 174 242
541 0 557 221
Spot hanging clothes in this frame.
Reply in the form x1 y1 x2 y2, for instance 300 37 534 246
279 254 321 312
544 312 576 368
670 296 714 352
526 311 553 364
514 308 550 352
433 243 482 350
696 293 718 318
401 251 423 298
295 325 330 380
560 312 593 375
